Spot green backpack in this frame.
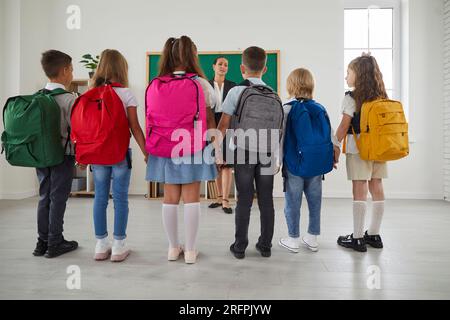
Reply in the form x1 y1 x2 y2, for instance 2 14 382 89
1 88 69 168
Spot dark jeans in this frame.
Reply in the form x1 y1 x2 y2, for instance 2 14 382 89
36 155 75 246
233 150 275 252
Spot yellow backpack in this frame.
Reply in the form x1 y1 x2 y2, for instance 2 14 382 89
352 99 409 162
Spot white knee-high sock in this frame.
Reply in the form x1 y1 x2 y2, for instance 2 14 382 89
353 201 367 239
368 201 385 236
184 203 200 252
162 204 179 249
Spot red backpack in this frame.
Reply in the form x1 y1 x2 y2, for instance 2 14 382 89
70 83 130 165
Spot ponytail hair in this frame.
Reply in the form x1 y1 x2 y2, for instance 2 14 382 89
158 35 206 79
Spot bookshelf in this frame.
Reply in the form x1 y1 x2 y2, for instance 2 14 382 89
146 179 237 200
68 79 94 197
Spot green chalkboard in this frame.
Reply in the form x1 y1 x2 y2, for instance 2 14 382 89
146 51 280 93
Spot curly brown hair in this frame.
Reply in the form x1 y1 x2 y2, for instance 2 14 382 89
349 55 388 113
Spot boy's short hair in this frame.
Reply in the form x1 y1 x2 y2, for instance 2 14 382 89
41 50 72 79
242 46 267 73
287 68 315 100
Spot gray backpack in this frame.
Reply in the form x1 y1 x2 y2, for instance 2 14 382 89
231 80 284 153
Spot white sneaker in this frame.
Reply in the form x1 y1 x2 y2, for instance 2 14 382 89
111 239 131 262
94 238 111 261
302 234 319 252
278 237 300 253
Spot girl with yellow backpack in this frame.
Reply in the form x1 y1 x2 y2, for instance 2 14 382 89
335 54 409 252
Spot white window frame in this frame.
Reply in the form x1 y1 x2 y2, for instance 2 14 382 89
344 0 401 102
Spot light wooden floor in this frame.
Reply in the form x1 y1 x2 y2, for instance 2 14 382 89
0 196 449 300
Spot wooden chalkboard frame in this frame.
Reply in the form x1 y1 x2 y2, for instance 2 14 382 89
145 50 281 94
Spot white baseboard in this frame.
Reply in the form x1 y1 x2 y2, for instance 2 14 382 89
273 191 444 200
0 189 443 201
0 189 38 200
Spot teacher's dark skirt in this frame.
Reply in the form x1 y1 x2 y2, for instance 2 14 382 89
215 112 234 169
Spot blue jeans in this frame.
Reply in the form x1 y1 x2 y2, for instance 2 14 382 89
284 170 322 238
92 150 132 240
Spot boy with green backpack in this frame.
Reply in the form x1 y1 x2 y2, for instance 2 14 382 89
1 50 79 258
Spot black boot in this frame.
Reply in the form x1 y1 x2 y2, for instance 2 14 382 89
33 238 48 256
45 238 79 258
337 234 367 252
255 243 271 258
229 243 245 259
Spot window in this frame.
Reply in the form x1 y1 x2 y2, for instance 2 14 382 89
344 1 400 100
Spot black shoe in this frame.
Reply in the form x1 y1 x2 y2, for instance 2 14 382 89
222 199 233 214
337 234 367 252
33 239 48 256
45 238 79 258
364 231 384 249
209 196 223 209
230 244 245 259
222 206 233 214
255 243 271 258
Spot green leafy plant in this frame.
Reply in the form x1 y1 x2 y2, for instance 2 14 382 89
79 54 99 71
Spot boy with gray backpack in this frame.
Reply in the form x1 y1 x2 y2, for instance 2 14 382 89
216 46 284 259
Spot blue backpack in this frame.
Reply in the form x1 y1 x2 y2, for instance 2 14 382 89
283 99 334 178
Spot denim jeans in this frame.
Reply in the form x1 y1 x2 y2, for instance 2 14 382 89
36 155 75 246
284 170 322 238
92 150 131 240
233 150 275 252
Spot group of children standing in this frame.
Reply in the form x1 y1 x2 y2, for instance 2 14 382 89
4 36 392 264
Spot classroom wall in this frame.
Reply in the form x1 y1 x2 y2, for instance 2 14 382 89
0 0 445 200
0 0 40 199
0 0 4 120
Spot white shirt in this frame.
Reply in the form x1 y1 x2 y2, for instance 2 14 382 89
213 81 225 113
341 94 359 154
113 87 139 115
45 82 77 155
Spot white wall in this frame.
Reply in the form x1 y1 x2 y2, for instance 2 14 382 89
0 0 445 200
395 0 444 199
444 0 450 202
0 0 4 115
0 0 40 199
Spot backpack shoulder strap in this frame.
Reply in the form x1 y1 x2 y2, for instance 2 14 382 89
234 81 254 116
39 88 69 97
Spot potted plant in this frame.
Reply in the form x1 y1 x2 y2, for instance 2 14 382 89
80 54 99 78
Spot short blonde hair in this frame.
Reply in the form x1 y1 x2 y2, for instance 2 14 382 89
287 68 315 99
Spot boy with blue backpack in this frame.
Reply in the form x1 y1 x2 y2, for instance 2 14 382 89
278 68 340 253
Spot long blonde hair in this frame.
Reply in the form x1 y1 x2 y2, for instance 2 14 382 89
92 49 129 87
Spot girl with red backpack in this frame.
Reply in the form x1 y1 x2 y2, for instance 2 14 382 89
72 49 147 262
145 36 217 264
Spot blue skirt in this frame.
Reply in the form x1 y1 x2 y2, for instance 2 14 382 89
146 144 217 184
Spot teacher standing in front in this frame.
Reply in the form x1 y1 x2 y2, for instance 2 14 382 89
208 57 236 214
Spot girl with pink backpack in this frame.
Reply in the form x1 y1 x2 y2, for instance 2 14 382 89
145 36 217 264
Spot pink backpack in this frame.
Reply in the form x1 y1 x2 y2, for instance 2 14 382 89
145 73 207 158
